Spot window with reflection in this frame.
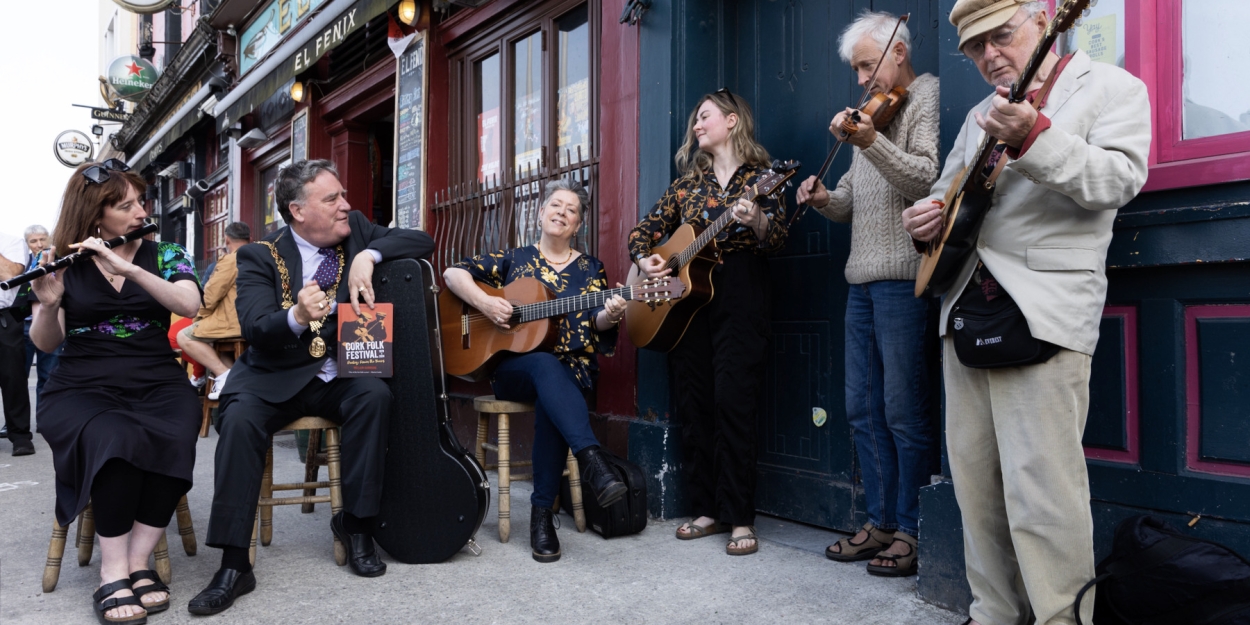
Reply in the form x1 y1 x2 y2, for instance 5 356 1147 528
557 5 590 166
1180 0 1250 140
476 54 501 182
1060 0 1124 68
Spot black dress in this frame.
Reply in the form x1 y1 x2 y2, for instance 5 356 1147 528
38 240 202 527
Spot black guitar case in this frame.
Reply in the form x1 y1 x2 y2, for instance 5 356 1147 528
372 259 489 563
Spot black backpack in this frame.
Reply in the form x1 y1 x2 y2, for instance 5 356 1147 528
559 450 647 538
1076 515 1250 625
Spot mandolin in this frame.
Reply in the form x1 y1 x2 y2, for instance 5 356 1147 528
625 160 799 352
913 0 1089 298
440 276 685 381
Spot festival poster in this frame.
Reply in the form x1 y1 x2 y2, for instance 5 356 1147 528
337 303 394 377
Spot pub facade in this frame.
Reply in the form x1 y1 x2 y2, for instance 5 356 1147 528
110 0 1250 611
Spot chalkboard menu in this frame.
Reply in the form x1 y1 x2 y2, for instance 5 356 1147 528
394 36 427 231
291 108 309 163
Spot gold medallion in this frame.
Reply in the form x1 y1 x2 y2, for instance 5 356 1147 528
310 336 327 358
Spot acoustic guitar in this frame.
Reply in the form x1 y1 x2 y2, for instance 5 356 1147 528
439 276 685 382
913 0 1089 298
625 160 800 352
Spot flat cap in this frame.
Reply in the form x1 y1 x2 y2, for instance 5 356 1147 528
950 0 1031 50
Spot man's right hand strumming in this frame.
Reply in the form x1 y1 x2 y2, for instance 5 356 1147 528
293 279 331 326
636 254 670 280
902 200 945 243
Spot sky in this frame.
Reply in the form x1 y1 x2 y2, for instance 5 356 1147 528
0 1 102 240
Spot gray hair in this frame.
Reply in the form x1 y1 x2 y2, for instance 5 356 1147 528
224 221 251 241
540 178 590 216
275 159 340 223
1021 1 1049 19
23 224 48 239
838 10 912 64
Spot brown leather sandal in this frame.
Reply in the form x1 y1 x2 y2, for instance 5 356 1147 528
866 532 918 577
726 527 758 556
826 522 895 562
675 519 731 540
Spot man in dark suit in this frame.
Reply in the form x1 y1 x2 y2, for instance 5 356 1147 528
189 160 434 616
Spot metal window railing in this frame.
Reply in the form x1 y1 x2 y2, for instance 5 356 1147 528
431 147 599 276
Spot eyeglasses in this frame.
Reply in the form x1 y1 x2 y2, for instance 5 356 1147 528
963 20 1028 59
80 158 131 185
714 87 740 109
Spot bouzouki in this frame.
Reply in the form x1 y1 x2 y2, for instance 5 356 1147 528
440 276 685 381
914 0 1089 298
625 160 800 352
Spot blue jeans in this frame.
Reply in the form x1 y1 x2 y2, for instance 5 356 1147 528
491 352 599 509
23 319 61 412
844 281 937 538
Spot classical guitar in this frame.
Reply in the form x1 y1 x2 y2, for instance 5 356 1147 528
440 276 685 381
625 160 800 352
372 259 490 564
913 0 1089 298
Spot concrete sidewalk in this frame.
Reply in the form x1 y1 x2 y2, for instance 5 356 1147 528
0 379 962 625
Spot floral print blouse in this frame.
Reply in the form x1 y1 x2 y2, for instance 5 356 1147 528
454 246 618 389
628 164 789 261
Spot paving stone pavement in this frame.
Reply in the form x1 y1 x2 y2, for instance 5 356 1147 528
0 373 963 624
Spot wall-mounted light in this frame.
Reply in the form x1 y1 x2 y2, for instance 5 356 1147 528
91 125 105 136
290 79 327 103
398 0 419 25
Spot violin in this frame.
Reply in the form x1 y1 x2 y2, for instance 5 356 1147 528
790 13 911 227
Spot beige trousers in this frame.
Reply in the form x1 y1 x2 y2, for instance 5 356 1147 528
944 338 1096 625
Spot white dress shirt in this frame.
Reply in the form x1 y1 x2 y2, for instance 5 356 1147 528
0 232 28 310
284 228 381 381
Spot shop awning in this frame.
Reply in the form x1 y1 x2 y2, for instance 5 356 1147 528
212 0 395 132
128 79 225 171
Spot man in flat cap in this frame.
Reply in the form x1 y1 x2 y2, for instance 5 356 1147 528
903 1 1150 624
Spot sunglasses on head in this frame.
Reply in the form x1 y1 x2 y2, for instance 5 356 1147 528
81 159 131 185
714 87 740 109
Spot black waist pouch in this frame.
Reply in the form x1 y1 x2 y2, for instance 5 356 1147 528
949 265 1059 369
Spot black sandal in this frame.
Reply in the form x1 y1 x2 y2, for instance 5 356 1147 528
93 579 147 625
128 570 170 614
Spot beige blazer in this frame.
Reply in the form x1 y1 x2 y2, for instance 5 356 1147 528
926 50 1151 355
192 251 242 339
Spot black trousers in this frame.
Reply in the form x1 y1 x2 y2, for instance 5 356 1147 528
206 376 392 549
670 252 771 527
0 308 32 446
90 458 191 537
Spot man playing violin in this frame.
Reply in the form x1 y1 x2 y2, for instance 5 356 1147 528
901 1 1150 624
795 10 941 578
188 160 434 615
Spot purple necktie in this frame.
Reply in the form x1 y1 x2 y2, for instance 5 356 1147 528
313 247 339 291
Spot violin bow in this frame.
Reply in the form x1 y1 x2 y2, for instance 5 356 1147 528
789 13 910 228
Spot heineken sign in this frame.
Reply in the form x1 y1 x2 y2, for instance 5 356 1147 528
108 56 160 103
54 130 94 168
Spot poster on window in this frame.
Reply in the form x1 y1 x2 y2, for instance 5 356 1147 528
478 107 500 182
557 77 589 165
291 108 309 163
1075 14 1117 66
515 91 542 174
394 35 427 231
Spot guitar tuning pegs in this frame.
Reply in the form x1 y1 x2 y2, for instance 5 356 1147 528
1090 0 1098 7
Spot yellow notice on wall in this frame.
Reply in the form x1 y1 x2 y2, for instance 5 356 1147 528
1076 14 1118 65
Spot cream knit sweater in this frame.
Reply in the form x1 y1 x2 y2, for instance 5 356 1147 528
815 73 941 284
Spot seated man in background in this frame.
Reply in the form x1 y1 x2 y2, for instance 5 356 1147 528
177 222 250 400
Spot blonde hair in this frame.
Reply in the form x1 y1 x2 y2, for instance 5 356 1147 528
675 91 771 186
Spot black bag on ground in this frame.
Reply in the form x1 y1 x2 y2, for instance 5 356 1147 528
949 263 1059 369
559 450 647 538
1075 515 1250 625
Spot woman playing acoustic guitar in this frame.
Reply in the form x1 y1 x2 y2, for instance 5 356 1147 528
628 89 789 556
443 178 629 564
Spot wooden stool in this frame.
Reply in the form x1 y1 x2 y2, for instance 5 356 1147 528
473 395 586 543
249 417 346 567
199 338 247 437
42 495 196 593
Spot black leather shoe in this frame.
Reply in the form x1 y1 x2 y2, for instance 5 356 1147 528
11 441 34 456
330 512 387 577
531 505 561 563
575 446 627 507
187 568 255 616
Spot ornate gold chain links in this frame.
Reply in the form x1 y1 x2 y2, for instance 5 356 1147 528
258 237 345 357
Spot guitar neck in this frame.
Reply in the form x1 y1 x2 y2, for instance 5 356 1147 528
514 285 637 323
669 186 763 271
